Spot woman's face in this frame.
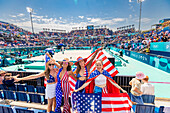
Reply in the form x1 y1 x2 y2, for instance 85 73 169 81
63 61 68 68
96 61 103 71
79 60 85 67
48 61 55 70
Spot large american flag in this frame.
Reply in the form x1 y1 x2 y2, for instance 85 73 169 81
44 49 119 89
72 92 132 113
69 49 119 92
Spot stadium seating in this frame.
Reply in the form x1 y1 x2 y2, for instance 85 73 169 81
16 85 26 92
0 106 13 113
3 90 15 100
15 92 28 102
135 104 155 113
141 95 155 104
26 85 35 93
15 108 34 113
29 93 42 104
36 86 45 94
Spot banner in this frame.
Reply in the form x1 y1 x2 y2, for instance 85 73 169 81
150 42 170 52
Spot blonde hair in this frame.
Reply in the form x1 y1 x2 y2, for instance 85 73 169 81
95 59 103 65
44 60 51 80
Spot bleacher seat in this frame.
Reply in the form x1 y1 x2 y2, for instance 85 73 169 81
3 90 15 100
16 85 26 92
0 90 3 99
142 95 155 104
0 106 13 113
36 86 45 94
0 84 7 90
30 108 46 113
16 108 34 113
29 94 42 104
26 85 35 93
135 104 155 113
15 92 28 102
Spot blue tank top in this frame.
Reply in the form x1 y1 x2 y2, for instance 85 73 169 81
47 74 55 83
77 66 88 78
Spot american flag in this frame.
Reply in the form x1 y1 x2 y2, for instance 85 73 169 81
72 92 132 113
69 49 119 92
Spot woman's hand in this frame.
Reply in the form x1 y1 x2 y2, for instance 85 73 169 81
14 78 23 82
122 90 127 94
73 89 78 92
97 47 103 52
13 74 20 80
51 58 56 62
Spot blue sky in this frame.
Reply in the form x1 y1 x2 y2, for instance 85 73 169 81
0 0 170 33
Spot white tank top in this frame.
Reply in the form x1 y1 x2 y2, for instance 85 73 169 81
95 74 107 85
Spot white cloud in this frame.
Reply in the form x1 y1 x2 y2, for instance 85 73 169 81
78 16 84 19
10 15 17 18
134 17 151 23
129 14 132 19
89 18 125 25
141 18 151 23
18 13 25 17
87 18 91 20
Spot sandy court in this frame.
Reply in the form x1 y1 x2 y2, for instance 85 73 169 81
25 50 92 61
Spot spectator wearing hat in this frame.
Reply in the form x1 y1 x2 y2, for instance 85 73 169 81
129 72 146 104
141 76 154 95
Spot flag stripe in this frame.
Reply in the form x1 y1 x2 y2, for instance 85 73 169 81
102 107 131 112
102 100 129 104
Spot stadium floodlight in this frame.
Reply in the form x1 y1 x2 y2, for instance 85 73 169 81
26 7 34 34
137 0 144 34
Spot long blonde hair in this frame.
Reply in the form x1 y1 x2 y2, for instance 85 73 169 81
44 61 51 80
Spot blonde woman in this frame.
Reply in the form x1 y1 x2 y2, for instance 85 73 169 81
15 59 60 113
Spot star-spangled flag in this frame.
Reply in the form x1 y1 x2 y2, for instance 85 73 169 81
72 92 132 113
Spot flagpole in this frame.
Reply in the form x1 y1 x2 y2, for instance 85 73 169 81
30 11 34 35
138 0 142 34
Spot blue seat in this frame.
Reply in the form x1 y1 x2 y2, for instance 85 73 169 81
0 84 7 90
17 85 26 92
0 106 13 113
16 108 34 113
29 94 42 104
135 104 155 113
3 90 15 100
50 111 58 113
15 92 28 102
142 95 155 104
0 91 3 99
36 86 45 94
26 85 35 93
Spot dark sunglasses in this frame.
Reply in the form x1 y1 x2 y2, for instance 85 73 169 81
49 64 54 66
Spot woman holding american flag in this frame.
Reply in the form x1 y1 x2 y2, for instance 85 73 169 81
74 59 127 94
55 58 77 113
74 48 102 93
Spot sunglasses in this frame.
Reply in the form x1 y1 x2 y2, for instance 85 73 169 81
63 62 68 64
49 64 54 66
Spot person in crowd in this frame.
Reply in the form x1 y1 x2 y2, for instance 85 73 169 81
3 73 19 91
141 75 155 95
55 58 76 113
74 48 102 93
74 59 127 94
15 59 60 113
0 70 6 84
129 72 146 104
